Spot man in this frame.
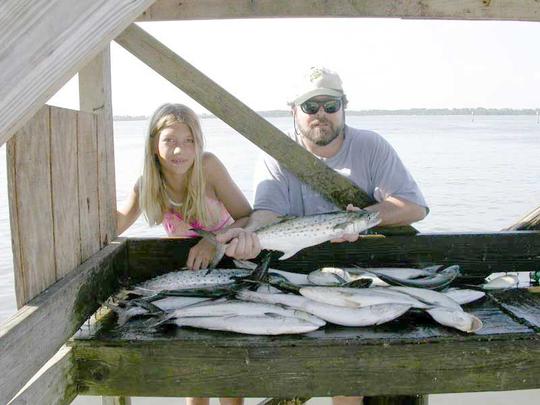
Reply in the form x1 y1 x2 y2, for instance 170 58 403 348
218 66 428 259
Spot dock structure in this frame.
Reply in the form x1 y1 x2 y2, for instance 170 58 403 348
1 1 539 404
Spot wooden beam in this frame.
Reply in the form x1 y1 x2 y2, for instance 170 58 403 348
0 0 156 148
137 0 540 21
72 334 540 397
505 206 540 231
125 232 540 283
115 24 415 235
7 106 56 307
8 346 77 405
0 239 127 405
79 46 118 247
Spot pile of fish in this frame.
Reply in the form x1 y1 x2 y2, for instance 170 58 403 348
107 258 520 336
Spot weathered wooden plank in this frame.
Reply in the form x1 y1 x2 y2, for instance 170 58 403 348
77 112 101 261
102 397 132 405
6 106 56 307
364 396 428 405
125 232 540 283
114 24 416 235
257 399 310 405
489 289 540 330
8 346 77 405
79 46 117 248
0 239 127 405
72 331 540 397
51 107 81 278
138 0 540 22
505 205 540 231
0 0 156 147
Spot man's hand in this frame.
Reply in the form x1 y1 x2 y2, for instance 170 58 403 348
186 238 217 270
216 228 262 260
331 204 363 243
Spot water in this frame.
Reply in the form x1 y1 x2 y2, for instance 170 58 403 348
1 115 539 321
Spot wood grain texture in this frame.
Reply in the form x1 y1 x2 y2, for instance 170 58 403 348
489 289 540 330
72 328 540 397
0 239 127 405
50 107 81 278
8 346 77 405
79 46 117 247
138 0 540 21
114 25 414 228
505 205 540 231
77 112 101 261
0 0 156 147
125 232 540 284
6 106 56 307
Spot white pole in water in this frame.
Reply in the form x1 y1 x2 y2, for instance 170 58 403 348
471 110 475 122
537 110 539 124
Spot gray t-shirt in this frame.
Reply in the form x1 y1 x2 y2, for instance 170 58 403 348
253 125 428 216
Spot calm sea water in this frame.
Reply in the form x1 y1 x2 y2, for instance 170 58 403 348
1 115 539 322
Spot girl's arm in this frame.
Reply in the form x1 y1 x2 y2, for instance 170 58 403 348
116 179 142 235
204 153 252 222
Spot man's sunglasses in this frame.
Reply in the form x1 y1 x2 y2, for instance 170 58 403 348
300 99 342 115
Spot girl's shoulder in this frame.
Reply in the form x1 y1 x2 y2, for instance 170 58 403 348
202 152 226 176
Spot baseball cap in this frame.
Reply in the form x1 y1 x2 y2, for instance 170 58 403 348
288 66 344 106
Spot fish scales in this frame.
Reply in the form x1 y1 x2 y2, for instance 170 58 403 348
256 210 380 260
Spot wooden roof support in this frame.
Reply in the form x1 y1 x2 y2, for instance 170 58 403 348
0 0 156 148
8 346 76 405
115 24 416 234
138 0 540 22
505 205 540 231
0 240 126 405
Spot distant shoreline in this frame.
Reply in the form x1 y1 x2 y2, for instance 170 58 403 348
114 108 539 121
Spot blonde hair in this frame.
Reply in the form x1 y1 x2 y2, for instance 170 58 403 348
139 103 211 227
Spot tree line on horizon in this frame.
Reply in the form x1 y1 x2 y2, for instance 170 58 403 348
113 107 539 121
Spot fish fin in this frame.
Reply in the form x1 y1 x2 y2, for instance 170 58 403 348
332 220 353 231
233 259 258 270
130 298 164 314
275 215 297 222
191 228 225 270
278 249 302 260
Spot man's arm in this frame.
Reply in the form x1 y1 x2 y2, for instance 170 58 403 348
365 196 427 226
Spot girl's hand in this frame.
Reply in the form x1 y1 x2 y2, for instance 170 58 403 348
186 238 217 270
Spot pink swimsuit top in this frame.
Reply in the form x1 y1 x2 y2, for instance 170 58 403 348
162 197 234 238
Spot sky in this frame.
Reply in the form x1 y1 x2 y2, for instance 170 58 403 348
48 18 540 115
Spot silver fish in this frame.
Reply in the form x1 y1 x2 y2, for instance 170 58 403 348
256 210 381 260
482 274 519 290
107 296 211 326
388 286 463 310
426 307 483 333
444 289 486 305
366 265 461 290
133 268 252 295
237 289 411 327
307 266 441 287
233 259 310 285
171 314 321 335
161 299 325 327
299 286 431 309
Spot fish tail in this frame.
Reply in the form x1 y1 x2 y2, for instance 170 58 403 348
191 228 226 269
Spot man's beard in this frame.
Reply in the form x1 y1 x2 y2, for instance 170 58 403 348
299 118 344 146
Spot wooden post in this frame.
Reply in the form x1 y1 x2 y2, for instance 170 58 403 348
79 45 117 247
0 0 157 147
504 205 540 231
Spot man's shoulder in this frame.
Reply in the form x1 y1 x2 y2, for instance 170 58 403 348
345 126 387 149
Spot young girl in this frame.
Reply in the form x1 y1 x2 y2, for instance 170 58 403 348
117 103 252 272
